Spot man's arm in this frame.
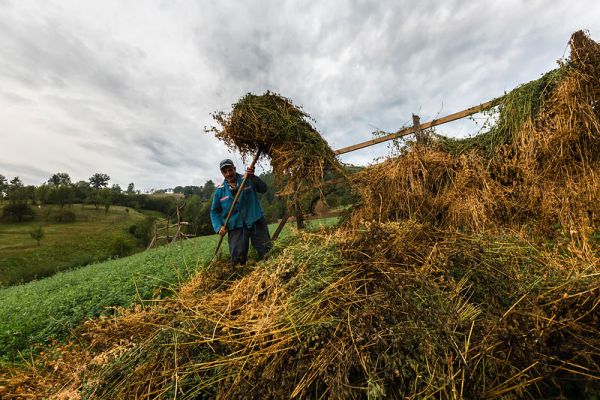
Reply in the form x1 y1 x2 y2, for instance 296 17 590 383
249 175 268 193
246 166 268 193
210 189 223 233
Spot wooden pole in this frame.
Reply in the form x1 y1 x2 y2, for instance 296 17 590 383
271 180 304 242
273 99 499 198
270 209 289 242
413 114 425 145
214 149 262 255
334 100 496 155
292 181 304 229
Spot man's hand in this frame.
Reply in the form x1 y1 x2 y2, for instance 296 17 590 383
219 226 228 236
246 165 255 177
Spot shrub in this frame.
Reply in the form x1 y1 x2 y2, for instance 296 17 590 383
50 210 76 223
109 233 134 258
29 226 45 246
130 217 156 246
1 203 35 222
128 224 138 236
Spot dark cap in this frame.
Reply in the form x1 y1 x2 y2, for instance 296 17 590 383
219 159 235 170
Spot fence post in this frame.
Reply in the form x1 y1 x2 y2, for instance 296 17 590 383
413 114 427 145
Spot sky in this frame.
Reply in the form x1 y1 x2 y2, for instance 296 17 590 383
0 0 598 191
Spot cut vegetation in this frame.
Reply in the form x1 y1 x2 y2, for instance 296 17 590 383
1 31 599 399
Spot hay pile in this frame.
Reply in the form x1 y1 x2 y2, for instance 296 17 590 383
207 91 343 192
350 31 599 247
1 32 599 399
1 227 598 399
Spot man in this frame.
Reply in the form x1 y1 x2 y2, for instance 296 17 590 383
210 159 272 265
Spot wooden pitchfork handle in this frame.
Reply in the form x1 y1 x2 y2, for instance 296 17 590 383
214 149 262 255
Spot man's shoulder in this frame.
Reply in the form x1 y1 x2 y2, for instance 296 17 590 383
213 183 225 195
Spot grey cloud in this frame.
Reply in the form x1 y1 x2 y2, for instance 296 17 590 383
1 0 598 188
0 161 51 184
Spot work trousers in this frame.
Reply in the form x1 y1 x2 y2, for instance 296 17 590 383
227 217 272 265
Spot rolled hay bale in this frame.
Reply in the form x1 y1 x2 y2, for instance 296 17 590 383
207 91 344 192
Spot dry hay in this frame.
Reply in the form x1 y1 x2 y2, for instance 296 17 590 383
2 32 600 399
349 31 600 247
1 226 598 399
347 150 505 232
207 91 344 192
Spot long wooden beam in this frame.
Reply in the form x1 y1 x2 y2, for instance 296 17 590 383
275 99 500 197
334 99 497 155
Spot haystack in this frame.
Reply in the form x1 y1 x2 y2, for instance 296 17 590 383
350 30 600 245
2 226 597 399
207 92 343 192
1 32 599 400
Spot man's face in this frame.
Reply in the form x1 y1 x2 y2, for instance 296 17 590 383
221 166 236 183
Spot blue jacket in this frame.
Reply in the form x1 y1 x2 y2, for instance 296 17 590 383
210 173 267 233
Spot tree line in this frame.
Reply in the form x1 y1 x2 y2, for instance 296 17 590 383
0 169 358 235
0 172 176 223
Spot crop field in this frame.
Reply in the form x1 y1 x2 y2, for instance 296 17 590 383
0 205 148 286
0 218 337 361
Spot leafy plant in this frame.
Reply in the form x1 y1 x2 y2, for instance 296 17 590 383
29 226 44 246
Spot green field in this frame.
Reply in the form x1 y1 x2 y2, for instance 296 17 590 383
0 218 337 362
0 205 151 286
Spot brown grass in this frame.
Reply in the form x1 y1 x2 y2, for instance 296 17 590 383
349 31 599 248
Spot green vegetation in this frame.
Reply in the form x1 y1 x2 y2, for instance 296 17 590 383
437 67 568 157
0 218 337 361
0 205 147 286
208 91 344 192
28 226 44 246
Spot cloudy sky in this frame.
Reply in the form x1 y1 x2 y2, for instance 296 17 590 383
1 0 598 190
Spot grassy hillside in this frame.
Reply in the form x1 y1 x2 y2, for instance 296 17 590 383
0 218 336 361
0 205 150 286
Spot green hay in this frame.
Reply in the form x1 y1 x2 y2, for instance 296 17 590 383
207 91 343 191
3 31 600 400
30 226 599 399
437 67 569 158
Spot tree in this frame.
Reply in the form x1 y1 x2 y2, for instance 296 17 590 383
181 195 213 235
48 172 71 186
9 176 22 187
200 180 216 201
127 182 135 194
97 188 114 213
2 203 35 222
74 181 91 203
85 190 101 210
0 174 7 202
48 185 75 208
7 177 32 204
35 184 51 205
89 173 110 189
29 226 44 246
109 233 133 257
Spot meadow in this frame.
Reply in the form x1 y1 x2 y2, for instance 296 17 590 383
0 205 150 286
0 218 336 361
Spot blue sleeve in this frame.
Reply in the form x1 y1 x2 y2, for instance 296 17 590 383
210 189 222 233
249 175 267 193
